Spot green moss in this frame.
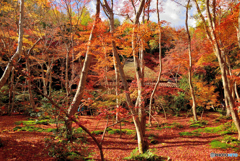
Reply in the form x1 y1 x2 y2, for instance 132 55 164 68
15 121 36 125
36 120 50 125
107 129 135 135
179 131 200 136
91 130 103 135
157 122 183 130
209 140 232 149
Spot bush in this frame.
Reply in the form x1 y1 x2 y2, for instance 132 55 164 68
124 148 164 161
45 127 91 161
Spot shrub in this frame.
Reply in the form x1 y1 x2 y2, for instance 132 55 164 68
45 126 90 161
124 148 163 161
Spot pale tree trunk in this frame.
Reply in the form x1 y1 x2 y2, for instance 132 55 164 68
102 0 147 154
110 0 120 121
113 57 120 122
66 0 101 137
204 0 240 140
131 0 146 138
186 0 197 121
0 0 24 89
149 0 162 126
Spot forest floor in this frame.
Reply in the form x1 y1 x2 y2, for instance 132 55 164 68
0 112 240 161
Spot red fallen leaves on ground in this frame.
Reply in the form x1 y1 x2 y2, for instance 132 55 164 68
0 112 240 161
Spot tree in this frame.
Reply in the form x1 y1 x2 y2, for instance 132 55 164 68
101 0 149 154
185 0 197 121
0 0 24 89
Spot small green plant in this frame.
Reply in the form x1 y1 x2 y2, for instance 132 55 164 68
124 148 163 161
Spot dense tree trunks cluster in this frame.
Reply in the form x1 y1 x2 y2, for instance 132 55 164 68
194 0 240 140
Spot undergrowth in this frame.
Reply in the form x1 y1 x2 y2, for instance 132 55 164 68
189 119 208 128
157 122 183 130
124 148 167 161
180 122 237 137
209 135 240 151
108 128 135 135
45 127 92 161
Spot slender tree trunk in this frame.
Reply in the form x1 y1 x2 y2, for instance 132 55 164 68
113 57 120 122
26 56 35 110
41 65 48 96
66 50 70 106
186 0 197 121
149 0 162 126
0 0 24 89
25 38 41 109
8 68 15 115
102 0 147 153
66 0 101 138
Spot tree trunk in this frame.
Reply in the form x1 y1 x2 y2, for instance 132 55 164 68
8 68 15 115
149 0 162 126
26 38 41 109
65 0 101 137
113 57 120 122
102 0 147 153
65 50 70 106
186 0 197 121
0 0 24 89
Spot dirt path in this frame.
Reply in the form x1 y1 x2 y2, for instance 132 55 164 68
0 113 239 161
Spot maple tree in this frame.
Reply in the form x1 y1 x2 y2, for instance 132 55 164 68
1 0 240 160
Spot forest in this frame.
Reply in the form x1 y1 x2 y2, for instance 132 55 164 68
0 0 240 160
